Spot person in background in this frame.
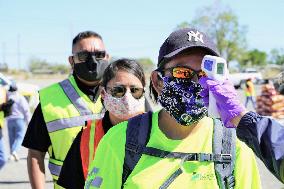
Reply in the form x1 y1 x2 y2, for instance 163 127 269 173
85 28 261 189
6 83 31 161
244 77 256 109
0 86 7 169
200 75 284 183
57 58 147 189
22 31 110 189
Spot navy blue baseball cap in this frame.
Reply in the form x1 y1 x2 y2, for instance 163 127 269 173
158 28 220 67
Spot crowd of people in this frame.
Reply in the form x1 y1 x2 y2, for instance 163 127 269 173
0 28 283 189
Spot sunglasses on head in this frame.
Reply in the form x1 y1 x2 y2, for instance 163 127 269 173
72 50 106 63
158 66 207 79
106 85 144 99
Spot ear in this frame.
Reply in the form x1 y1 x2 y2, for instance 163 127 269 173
100 87 106 100
105 53 111 61
68 56 74 69
151 71 163 95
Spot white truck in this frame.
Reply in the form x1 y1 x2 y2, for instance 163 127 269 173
228 68 263 89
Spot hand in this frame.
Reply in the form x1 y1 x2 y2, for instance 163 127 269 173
199 77 247 128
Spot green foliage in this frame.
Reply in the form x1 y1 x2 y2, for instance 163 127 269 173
136 58 155 73
28 57 70 74
269 48 284 65
176 22 190 29
178 2 247 66
242 49 267 66
28 58 49 71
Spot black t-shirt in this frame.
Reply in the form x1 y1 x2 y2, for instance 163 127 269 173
22 74 100 152
57 111 113 189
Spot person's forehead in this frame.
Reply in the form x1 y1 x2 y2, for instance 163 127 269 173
73 37 105 53
107 71 143 87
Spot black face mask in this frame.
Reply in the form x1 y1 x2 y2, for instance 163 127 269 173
74 55 109 82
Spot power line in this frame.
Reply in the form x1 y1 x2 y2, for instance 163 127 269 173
1 42 6 63
17 34 21 69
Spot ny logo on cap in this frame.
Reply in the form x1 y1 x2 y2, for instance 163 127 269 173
187 31 204 44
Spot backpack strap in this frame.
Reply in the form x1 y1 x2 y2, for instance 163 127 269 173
213 118 236 189
142 147 231 163
122 111 152 185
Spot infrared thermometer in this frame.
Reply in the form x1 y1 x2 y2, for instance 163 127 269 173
201 55 228 118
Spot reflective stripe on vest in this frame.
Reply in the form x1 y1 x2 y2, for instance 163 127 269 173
80 119 105 179
48 161 62 177
46 113 104 133
48 157 65 180
59 79 92 116
46 78 104 133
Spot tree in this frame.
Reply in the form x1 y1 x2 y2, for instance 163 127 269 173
28 57 70 74
269 48 284 65
242 49 267 66
136 58 154 73
28 57 50 72
177 2 247 66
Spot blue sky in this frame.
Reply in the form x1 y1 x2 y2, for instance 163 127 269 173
0 0 283 69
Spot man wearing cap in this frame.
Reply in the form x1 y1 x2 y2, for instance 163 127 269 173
22 31 110 189
84 28 261 189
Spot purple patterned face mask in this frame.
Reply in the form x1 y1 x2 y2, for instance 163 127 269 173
157 74 207 126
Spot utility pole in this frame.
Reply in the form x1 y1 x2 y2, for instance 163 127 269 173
69 23 74 42
17 34 21 70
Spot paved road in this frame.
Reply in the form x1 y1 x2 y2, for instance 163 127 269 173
0 79 283 188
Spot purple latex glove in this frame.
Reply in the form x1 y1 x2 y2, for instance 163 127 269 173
199 77 246 128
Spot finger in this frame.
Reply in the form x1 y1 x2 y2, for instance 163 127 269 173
200 87 209 98
199 77 209 90
202 97 209 107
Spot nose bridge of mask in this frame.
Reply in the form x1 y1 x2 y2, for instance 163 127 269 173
85 55 97 71
125 88 134 98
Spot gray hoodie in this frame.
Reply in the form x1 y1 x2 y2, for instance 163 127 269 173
6 91 31 124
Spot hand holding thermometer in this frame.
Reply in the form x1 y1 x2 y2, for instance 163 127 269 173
201 55 228 118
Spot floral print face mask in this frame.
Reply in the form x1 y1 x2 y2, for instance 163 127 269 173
103 88 145 120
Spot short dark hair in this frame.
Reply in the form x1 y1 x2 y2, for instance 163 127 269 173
102 58 146 88
72 31 103 47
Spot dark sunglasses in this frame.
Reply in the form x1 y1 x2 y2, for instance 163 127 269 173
72 50 106 63
158 66 207 79
106 85 144 99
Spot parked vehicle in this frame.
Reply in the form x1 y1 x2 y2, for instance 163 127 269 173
229 68 263 89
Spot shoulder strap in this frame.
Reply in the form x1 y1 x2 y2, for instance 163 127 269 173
122 111 152 185
213 118 236 189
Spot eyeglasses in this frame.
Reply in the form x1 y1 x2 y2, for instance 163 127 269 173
72 50 106 63
159 66 207 79
106 85 144 99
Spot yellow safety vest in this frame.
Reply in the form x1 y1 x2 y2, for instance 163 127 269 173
245 81 255 97
40 76 103 188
